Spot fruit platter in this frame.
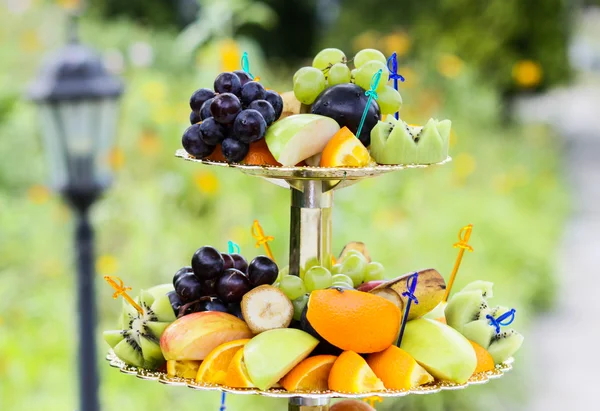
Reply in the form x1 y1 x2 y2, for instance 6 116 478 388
105 47 522 411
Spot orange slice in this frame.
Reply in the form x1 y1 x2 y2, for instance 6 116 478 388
366 345 433 390
328 351 384 394
241 139 281 166
195 339 250 384
470 341 495 374
280 355 337 392
166 360 202 379
223 346 256 388
319 127 370 168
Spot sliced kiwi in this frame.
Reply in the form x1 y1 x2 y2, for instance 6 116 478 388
106 284 175 369
487 329 524 364
103 330 125 348
113 335 144 367
460 281 494 299
462 319 496 350
445 290 490 334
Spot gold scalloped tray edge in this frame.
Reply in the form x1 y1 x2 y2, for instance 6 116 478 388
175 149 452 180
106 350 513 399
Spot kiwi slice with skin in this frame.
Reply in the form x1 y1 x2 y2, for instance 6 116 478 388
445 290 490 334
487 329 524 364
106 284 175 369
462 319 496 350
460 281 494 299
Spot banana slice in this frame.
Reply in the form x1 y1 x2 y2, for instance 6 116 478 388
241 285 294 334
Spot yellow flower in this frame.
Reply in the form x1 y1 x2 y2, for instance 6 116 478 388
108 148 125 171
353 31 379 52
454 152 476 180
139 131 161 156
21 30 41 52
512 60 543 88
219 39 241 72
437 54 464 79
27 184 51 204
381 32 410 57
141 80 167 102
96 255 118 276
193 171 219 195
56 0 82 10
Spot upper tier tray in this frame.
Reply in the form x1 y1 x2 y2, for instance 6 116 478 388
106 350 512 400
175 149 452 191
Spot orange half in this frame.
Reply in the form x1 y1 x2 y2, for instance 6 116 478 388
280 355 337 392
196 339 250 384
320 127 370 168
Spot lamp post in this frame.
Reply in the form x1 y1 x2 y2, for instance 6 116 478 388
27 14 123 411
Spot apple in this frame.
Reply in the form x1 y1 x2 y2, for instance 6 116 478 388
356 280 386 292
400 318 477 384
243 328 319 390
264 114 340 166
160 311 253 361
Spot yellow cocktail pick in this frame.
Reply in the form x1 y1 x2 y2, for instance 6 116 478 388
104 276 144 315
443 224 474 302
251 220 275 262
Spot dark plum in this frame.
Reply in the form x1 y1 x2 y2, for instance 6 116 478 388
221 137 249 163
233 109 266 144
190 88 216 112
190 110 201 125
248 100 276 126
222 254 235 271
240 81 266 107
167 291 183 316
214 72 242 95
227 303 244 320
175 272 203 302
233 70 253 87
247 256 279 287
230 254 248 273
264 90 283 120
182 124 215 158
173 266 193 288
210 93 242 125
192 246 225 280
216 269 251 303
199 298 229 313
200 98 214 120
199 117 226 145
311 83 380 146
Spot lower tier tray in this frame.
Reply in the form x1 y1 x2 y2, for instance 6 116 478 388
106 350 513 400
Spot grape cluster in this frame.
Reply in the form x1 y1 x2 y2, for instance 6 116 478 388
168 246 279 318
275 249 386 320
182 71 284 163
293 48 402 115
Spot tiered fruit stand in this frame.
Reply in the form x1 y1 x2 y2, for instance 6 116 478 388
106 150 514 410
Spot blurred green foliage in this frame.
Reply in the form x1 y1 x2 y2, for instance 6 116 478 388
0 2 569 411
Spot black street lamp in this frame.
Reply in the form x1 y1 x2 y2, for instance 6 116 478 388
27 14 123 411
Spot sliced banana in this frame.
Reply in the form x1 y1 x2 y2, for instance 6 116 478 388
241 285 293 334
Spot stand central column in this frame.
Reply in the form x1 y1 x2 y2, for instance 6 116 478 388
289 180 333 277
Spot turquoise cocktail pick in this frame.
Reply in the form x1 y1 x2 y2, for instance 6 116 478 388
355 68 383 139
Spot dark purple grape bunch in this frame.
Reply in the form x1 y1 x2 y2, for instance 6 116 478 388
169 246 279 318
182 71 284 163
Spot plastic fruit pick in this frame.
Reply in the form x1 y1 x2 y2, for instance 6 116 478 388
396 272 419 347
386 52 405 120
364 396 383 407
104 276 143 314
356 69 383 138
228 240 240 254
443 224 474 302
251 220 275 261
241 51 259 82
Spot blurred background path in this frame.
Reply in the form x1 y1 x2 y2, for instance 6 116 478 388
516 31 600 409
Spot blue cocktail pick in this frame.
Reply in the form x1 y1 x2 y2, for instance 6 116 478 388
396 272 419 347
386 52 405 120
486 309 516 334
